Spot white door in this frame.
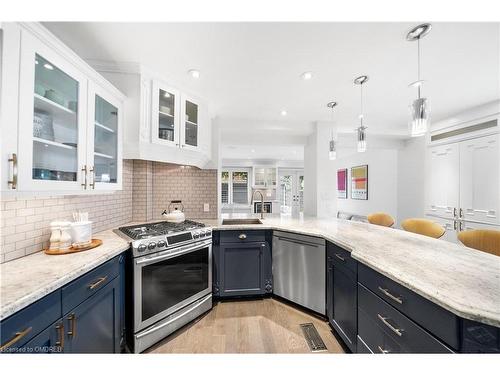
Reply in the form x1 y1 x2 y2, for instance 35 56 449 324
17 31 88 191
426 143 460 220
279 169 304 216
459 134 499 227
151 81 181 148
86 82 123 191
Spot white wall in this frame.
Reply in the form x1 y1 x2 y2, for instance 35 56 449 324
334 149 399 221
397 137 426 226
303 130 318 216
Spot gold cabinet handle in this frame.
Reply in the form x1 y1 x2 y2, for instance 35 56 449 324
377 314 404 337
67 313 77 337
55 323 64 350
7 153 17 190
88 276 108 290
0 326 32 350
378 286 403 304
81 165 87 189
378 345 390 354
459 208 463 218
89 166 95 189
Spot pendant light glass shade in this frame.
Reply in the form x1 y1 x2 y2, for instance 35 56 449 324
357 126 367 153
409 97 429 137
407 24 431 137
329 139 336 160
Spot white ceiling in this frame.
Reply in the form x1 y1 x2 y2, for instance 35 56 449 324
44 22 499 140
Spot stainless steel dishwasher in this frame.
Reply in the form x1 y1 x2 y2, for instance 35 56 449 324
272 230 326 314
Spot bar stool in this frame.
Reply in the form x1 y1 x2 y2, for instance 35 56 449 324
401 218 445 239
457 229 500 257
367 212 395 227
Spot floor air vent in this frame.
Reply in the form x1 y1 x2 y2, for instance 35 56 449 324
300 323 328 352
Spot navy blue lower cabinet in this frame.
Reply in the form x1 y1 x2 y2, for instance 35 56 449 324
64 276 121 353
461 319 500 353
20 320 64 354
213 230 272 298
327 242 357 353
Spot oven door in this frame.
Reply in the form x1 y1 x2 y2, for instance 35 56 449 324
134 239 212 332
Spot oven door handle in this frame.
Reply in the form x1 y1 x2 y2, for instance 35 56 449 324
135 240 211 266
135 294 212 339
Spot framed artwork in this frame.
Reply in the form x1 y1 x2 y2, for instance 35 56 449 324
337 168 348 199
351 165 368 200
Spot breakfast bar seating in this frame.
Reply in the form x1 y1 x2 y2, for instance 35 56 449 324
367 212 395 227
401 218 446 239
458 229 500 257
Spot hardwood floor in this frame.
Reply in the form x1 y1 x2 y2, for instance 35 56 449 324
147 298 346 354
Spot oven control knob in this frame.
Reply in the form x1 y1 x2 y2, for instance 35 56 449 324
206 228 212 236
148 242 157 250
138 244 147 252
193 231 200 239
157 240 166 248
199 230 206 238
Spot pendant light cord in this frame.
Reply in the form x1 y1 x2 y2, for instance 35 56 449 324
417 37 421 99
360 83 364 127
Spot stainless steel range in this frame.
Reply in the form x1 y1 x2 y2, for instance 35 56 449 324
118 220 213 353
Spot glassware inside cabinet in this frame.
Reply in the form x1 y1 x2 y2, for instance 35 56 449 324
185 100 198 147
94 95 118 183
32 54 79 181
158 89 176 142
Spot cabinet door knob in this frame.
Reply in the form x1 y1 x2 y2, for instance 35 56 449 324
239 234 247 240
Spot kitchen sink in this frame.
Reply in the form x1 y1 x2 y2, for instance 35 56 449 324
221 218 263 225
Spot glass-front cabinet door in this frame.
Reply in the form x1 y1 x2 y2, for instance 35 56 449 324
87 83 123 190
18 32 87 191
151 81 180 147
181 95 200 150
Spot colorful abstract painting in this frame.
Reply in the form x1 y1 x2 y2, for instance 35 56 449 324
351 165 368 200
337 169 347 199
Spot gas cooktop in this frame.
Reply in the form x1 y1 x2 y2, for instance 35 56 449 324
119 220 206 240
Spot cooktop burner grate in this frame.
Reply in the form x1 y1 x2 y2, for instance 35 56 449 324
119 220 205 240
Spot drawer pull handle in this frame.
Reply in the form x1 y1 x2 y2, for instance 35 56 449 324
334 253 345 262
55 322 65 349
88 276 108 290
7 153 18 190
0 326 32 350
377 345 390 354
378 287 403 304
377 314 404 337
239 234 247 240
67 313 77 337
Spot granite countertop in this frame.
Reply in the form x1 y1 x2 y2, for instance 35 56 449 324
0 229 130 321
2 214 499 329
209 214 500 328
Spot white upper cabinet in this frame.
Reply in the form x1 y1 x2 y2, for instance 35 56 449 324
1 23 125 193
91 67 213 169
253 166 277 188
87 82 123 190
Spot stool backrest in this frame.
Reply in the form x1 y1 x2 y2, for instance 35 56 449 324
401 218 445 239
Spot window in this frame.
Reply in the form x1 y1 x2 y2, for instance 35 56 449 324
221 169 250 205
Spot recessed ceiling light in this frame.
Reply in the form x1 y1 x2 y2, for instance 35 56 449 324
188 69 200 79
251 149 255 153
43 63 54 70
301 71 313 80
281 110 287 116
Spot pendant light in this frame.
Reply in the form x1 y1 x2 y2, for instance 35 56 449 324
327 101 338 160
354 75 368 152
407 23 432 137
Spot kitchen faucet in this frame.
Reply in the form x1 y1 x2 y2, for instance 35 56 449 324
253 190 265 220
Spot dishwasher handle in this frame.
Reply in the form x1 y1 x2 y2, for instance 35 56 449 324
274 236 323 248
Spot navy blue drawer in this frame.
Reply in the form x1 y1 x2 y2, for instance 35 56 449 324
358 263 459 350
0 290 61 352
220 230 266 244
62 256 120 314
327 242 356 274
358 307 403 354
358 283 452 353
